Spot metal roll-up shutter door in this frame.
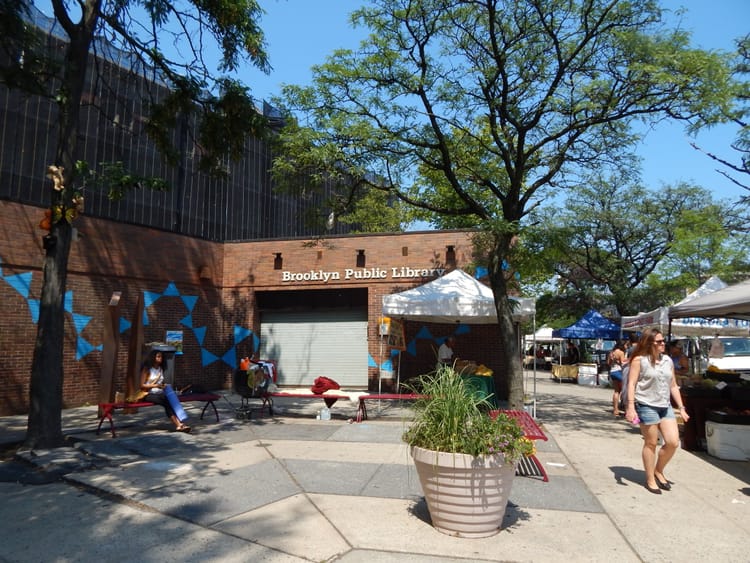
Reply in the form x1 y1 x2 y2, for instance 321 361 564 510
259 309 368 388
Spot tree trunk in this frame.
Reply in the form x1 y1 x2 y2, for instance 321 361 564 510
487 236 524 410
24 15 95 448
25 223 72 448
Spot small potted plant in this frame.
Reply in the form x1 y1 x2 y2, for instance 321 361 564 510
403 363 535 538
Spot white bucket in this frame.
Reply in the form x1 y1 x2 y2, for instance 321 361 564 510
380 369 395 379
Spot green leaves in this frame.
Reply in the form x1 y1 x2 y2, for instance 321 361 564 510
402 364 532 461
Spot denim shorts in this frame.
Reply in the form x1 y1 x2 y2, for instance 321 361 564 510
635 402 675 425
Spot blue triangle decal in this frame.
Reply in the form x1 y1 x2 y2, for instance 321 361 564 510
201 348 219 367
119 317 131 333
368 354 378 368
233 325 253 345
181 295 198 312
455 324 471 336
3 272 32 298
144 291 161 308
64 290 74 314
222 347 237 369
163 282 180 296
27 299 40 323
406 340 418 356
143 309 150 326
193 326 207 345
180 314 193 328
72 313 92 334
415 326 433 339
76 336 100 360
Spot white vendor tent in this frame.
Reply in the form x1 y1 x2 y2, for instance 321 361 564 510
381 268 538 414
621 276 750 336
669 278 750 322
524 326 564 345
381 268 535 323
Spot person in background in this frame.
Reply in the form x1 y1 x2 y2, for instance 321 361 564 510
709 333 724 358
565 340 580 364
608 340 627 416
141 350 191 433
438 336 456 365
625 328 689 495
669 341 689 377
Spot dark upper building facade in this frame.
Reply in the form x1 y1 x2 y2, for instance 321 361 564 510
0 6 349 243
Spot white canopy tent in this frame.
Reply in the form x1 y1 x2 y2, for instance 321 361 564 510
381 268 535 322
381 268 538 414
621 276 750 336
669 278 750 322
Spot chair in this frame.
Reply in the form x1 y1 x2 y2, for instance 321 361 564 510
232 366 273 419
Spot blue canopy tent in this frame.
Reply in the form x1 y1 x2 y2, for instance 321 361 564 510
552 309 621 340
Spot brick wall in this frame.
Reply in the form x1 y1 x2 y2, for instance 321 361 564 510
0 200 512 415
0 200 225 415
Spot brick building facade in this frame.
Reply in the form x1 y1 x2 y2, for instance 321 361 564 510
1 200 513 416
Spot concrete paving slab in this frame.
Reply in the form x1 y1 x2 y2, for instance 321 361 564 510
308 493 638 561
328 421 408 443
265 439 409 465
0 481 302 563
214 493 351 561
360 461 424 500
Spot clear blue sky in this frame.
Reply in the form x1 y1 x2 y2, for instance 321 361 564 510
248 0 749 202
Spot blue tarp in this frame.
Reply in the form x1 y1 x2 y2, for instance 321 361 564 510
552 309 620 340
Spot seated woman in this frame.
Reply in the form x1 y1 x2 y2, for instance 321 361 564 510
141 350 191 433
669 342 689 377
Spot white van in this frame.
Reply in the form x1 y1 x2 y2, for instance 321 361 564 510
704 336 750 376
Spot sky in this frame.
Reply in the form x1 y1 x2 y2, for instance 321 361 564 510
245 0 750 203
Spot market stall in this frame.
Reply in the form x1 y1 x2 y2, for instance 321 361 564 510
551 310 620 384
669 279 750 456
381 269 537 411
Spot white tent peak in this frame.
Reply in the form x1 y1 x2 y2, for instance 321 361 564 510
674 275 727 306
381 268 534 323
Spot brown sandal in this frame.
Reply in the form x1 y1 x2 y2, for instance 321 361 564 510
176 425 191 433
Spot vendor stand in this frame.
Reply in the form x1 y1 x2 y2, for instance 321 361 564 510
381 269 536 412
669 278 750 455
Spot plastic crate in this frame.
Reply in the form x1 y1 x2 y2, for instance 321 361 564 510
706 420 750 461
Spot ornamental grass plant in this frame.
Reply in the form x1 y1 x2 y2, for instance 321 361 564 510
402 363 534 462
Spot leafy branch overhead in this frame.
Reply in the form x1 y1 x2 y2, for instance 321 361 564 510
272 0 734 409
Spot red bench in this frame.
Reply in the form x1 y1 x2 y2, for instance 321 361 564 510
97 393 221 437
490 409 549 482
261 391 424 423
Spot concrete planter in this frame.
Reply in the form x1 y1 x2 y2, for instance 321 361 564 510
411 446 517 538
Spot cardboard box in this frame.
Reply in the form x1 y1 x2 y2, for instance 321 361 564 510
706 420 750 461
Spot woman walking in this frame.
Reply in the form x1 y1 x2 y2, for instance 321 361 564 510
624 328 689 494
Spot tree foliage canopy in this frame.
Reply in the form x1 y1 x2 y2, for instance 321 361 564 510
523 174 750 323
272 0 733 407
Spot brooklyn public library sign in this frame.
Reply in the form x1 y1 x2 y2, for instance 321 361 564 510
281 266 447 283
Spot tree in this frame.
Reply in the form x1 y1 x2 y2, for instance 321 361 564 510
272 0 732 408
691 34 750 192
1 0 269 448
527 175 750 317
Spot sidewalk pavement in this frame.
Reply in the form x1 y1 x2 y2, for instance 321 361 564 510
0 376 748 562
